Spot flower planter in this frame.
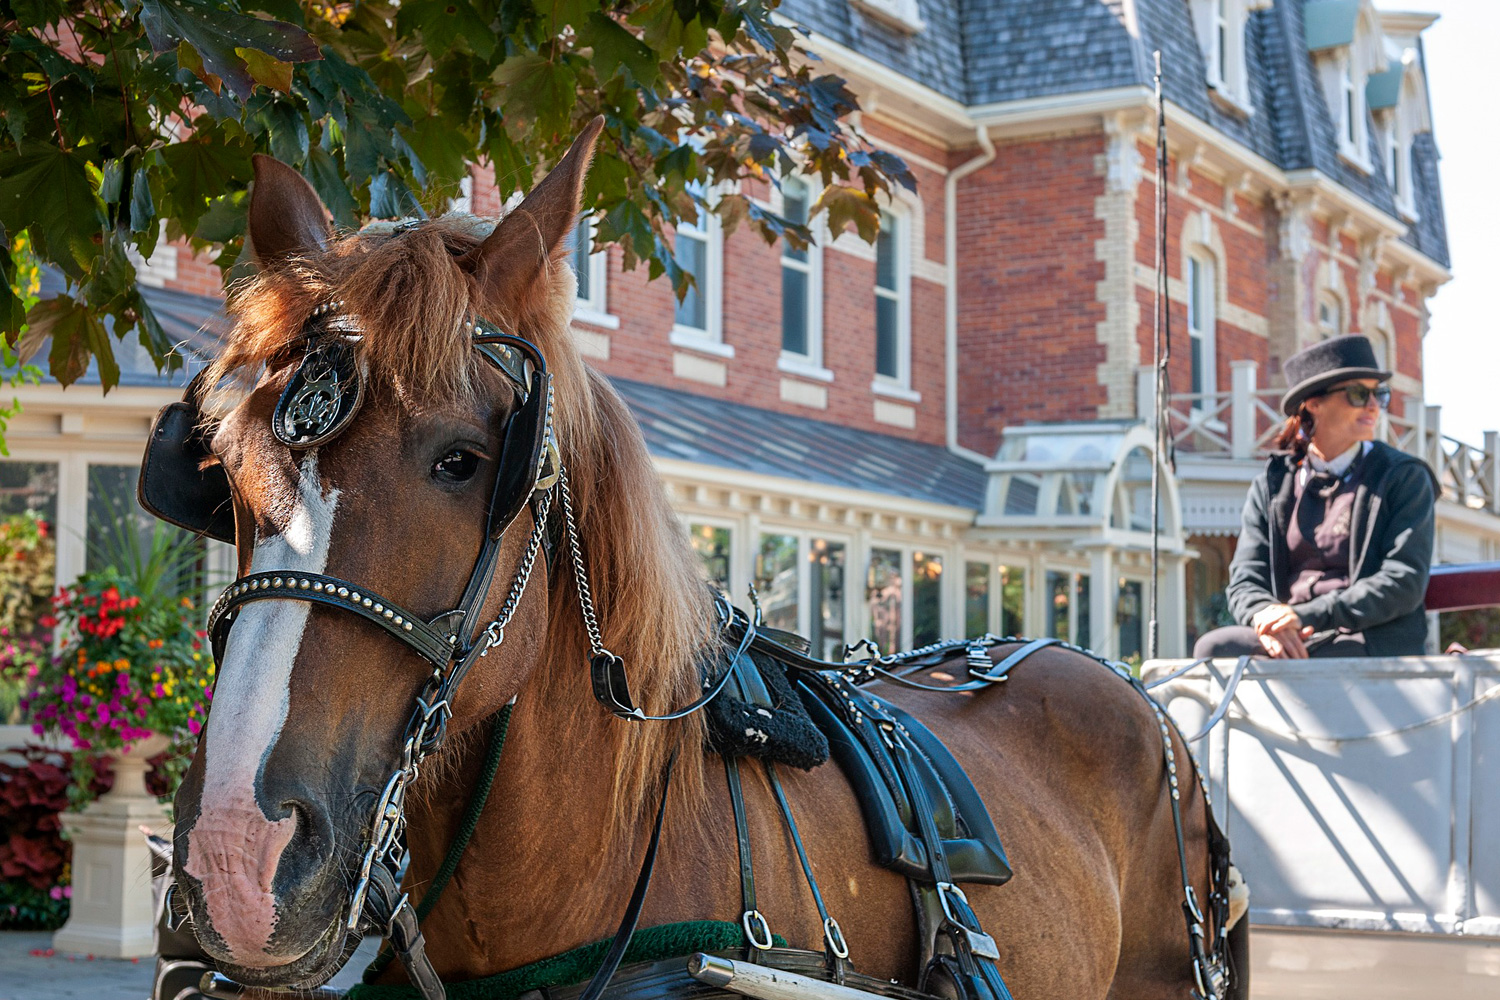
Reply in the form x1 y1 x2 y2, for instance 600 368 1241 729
51 733 172 958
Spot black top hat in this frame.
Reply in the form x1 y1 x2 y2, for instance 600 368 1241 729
1280 335 1392 415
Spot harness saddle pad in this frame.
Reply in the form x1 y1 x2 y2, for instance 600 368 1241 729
708 634 1011 888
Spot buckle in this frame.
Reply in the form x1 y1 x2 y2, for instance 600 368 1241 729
742 909 774 951
823 917 850 959
936 882 1000 961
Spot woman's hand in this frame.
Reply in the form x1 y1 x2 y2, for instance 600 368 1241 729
1251 604 1314 659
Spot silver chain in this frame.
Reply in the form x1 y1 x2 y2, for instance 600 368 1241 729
558 466 608 660
477 488 553 656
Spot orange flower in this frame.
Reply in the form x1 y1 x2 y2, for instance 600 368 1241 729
147 638 164 649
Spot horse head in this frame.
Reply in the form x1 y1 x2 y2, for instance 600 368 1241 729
168 119 708 987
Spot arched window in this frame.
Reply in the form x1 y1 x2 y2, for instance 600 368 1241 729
1317 292 1344 339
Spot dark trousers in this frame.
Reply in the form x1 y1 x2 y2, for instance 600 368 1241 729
1192 625 1368 660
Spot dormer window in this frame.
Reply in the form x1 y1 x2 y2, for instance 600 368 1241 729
1367 34 1431 222
1341 56 1359 148
1192 0 1268 113
1306 0 1387 172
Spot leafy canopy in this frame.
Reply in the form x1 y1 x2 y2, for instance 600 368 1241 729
0 0 913 389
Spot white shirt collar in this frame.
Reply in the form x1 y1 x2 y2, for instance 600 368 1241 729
1300 440 1370 485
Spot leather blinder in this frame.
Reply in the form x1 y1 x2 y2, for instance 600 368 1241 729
485 368 552 541
138 399 236 544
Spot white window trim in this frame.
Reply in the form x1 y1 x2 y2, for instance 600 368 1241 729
872 205 913 394
1192 0 1257 114
1384 117 1418 222
753 527 855 654
848 0 925 36
572 214 620 331
669 185 727 353
1186 250 1219 404
775 177 826 376
1316 291 1345 339
1318 43 1380 173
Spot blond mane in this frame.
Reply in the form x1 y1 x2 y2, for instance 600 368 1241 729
211 214 715 822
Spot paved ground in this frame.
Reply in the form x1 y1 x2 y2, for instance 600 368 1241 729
0 932 380 1000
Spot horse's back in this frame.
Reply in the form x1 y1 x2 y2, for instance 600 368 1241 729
872 646 1204 999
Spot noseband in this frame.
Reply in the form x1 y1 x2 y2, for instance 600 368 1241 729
142 305 580 994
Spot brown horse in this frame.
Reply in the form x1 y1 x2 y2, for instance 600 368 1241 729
169 121 1234 1000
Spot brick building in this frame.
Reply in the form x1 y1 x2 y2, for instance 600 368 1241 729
6 0 1494 659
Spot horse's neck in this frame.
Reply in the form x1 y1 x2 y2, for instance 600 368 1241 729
401 685 684 976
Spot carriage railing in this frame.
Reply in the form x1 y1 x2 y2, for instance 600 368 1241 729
1137 361 1500 515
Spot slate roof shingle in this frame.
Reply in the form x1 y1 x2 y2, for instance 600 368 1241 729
783 0 1447 267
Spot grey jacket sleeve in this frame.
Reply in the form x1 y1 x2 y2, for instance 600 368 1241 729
1291 463 1436 633
1226 473 1279 626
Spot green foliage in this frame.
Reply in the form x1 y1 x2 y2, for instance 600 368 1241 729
0 0 912 391
0 511 53 723
0 878 69 930
1440 607 1500 653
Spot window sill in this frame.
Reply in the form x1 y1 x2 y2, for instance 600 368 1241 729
1337 147 1373 175
1207 84 1255 119
778 354 834 382
871 378 921 403
573 307 620 331
849 0 925 34
1396 202 1420 224
670 327 735 358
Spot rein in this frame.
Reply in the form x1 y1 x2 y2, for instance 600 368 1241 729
174 307 1234 1000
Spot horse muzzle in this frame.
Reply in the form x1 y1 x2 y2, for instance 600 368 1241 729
174 791 348 975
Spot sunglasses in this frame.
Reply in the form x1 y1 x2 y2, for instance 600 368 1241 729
1319 384 1391 409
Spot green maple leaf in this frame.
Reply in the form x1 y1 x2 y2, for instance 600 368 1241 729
492 54 577 139
0 144 104 280
579 13 659 87
161 136 254 235
140 0 319 100
19 296 109 388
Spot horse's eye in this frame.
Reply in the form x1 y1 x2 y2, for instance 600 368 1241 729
433 449 480 484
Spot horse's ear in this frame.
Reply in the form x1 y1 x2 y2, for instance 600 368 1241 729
461 116 606 309
248 154 332 269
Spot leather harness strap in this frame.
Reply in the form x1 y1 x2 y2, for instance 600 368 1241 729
722 755 770 954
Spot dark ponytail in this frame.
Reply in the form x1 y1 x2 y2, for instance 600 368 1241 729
1275 405 1314 460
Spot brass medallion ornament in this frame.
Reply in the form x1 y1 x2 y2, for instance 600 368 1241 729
273 337 365 448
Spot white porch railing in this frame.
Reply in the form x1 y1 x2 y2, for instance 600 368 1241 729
1137 362 1500 515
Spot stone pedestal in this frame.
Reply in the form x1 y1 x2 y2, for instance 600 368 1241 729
53 734 171 958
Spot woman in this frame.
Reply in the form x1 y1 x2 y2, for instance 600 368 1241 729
1194 335 1437 660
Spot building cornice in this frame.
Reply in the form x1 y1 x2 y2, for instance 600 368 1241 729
653 456 978 524
795 30 975 145
968 86 1155 138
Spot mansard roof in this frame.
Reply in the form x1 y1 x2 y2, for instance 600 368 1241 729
782 0 1447 267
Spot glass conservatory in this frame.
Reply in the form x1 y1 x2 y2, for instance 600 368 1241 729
972 422 1190 659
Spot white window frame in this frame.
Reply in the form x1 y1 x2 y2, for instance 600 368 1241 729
870 206 913 396
752 528 853 655
1042 566 1091 648
848 0 925 36
571 214 619 330
1186 251 1218 404
1192 0 1262 113
1385 117 1417 221
776 176 829 381
1317 291 1344 339
668 182 729 357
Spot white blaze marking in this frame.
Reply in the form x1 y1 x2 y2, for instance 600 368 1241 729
185 455 339 963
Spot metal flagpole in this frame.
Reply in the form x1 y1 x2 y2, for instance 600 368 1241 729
1148 50 1170 661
